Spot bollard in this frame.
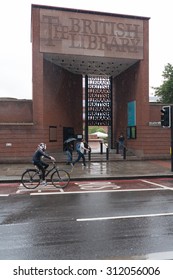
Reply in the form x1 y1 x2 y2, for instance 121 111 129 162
116 142 119 154
88 149 91 161
100 142 103 154
123 146 126 160
106 147 109 160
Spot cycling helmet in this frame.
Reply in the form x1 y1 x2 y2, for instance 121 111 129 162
38 143 46 151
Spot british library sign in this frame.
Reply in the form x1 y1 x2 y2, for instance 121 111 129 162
40 8 143 59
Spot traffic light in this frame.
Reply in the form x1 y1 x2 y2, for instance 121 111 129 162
161 106 171 127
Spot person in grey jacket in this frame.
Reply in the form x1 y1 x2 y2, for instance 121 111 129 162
32 143 55 185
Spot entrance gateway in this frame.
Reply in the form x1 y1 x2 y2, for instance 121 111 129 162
32 4 151 159
0 5 170 162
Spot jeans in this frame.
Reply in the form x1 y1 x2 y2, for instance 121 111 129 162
66 150 72 163
119 141 124 155
73 151 86 165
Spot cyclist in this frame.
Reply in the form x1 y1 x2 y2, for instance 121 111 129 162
32 143 55 185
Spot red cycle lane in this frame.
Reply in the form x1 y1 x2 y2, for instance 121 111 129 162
1 177 173 196
0 183 19 196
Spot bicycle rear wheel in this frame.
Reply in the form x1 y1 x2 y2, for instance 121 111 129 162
51 169 70 188
21 169 40 189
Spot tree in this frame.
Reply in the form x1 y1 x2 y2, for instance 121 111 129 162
153 63 173 103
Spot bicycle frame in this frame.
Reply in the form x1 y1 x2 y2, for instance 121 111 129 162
37 162 58 180
44 165 56 178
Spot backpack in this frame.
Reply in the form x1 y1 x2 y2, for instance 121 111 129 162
76 142 81 152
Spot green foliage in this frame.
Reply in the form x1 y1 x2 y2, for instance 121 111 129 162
153 63 173 103
88 126 106 134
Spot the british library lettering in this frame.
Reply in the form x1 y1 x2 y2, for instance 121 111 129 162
40 10 143 58
69 19 141 53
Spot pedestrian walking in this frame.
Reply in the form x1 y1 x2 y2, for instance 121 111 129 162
118 132 125 155
64 142 73 165
73 139 89 166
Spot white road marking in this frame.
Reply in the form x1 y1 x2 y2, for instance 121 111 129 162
76 181 120 190
30 187 64 195
30 192 62 196
140 179 173 190
29 187 165 196
77 212 173 222
0 194 9 197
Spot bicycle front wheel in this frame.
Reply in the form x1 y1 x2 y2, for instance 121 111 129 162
51 169 70 188
21 169 40 189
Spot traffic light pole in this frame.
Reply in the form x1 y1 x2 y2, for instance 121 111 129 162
171 105 173 171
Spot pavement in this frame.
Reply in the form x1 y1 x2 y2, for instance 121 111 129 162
0 159 173 183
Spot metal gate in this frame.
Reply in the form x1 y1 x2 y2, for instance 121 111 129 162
85 75 112 143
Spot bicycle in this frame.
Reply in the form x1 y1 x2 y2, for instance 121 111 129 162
21 162 70 189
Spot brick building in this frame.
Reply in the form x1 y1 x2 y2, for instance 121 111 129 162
0 4 171 162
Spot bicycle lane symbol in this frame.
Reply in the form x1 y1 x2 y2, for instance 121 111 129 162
75 181 121 191
17 182 63 194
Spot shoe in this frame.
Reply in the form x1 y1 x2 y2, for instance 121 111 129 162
41 180 47 186
70 162 74 166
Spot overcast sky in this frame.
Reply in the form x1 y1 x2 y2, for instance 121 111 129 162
0 0 173 99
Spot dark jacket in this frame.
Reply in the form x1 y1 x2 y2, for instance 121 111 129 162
32 148 51 163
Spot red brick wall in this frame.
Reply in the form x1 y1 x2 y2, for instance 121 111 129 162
0 124 38 162
149 103 162 121
112 61 149 139
32 6 44 127
0 99 32 123
42 60 83 150
112 19 164 157
31 6 83 153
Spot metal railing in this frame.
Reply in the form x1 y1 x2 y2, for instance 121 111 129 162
87 141 127 161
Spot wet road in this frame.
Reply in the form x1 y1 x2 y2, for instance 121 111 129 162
1 182 173 260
